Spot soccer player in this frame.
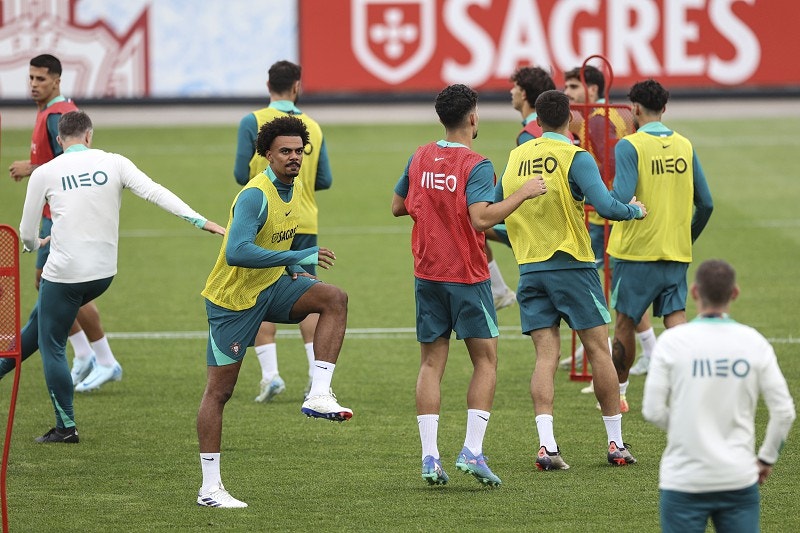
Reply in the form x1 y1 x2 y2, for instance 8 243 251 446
497 90 645 470
392 84 546 487
480 66 561 312
234 60 334 403
197 116 351 508
608 79 714 399
560 65 657 402
642 259 795 532
8 54 122 392
16 110 225 443
510 66 557 145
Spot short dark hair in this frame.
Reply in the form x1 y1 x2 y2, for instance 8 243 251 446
535 90 571 129
564 65 605 98
435 84 477 130
58 110 92 138
268 60 302 94
31 54 62 76
694 259 736 307
510 66 555 108
256 115 310 157
628 79 670 112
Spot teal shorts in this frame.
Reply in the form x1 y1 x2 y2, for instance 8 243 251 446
36 216 52 269
517 267 611 334
610 260 688 323
414 278 498 342
660 484 759 533
205 274 319 366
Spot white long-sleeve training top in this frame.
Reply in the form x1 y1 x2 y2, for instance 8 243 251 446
19 145 207 283
642 316 796 493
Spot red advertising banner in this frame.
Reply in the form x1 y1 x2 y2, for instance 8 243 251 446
299 0 800 94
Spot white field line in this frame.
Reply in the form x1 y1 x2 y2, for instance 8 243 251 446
118 219 800 239
106 327 800 344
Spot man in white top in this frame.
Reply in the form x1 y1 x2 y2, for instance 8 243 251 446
16 110 225 444
642 259 795 532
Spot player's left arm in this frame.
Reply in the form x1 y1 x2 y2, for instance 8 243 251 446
756 342 796 468
117 155 223 233
576 152 642 220
314 138 333 191
690 150 714 242
47 114 64 157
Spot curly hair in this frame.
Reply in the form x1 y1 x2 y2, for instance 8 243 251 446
434 84 478 129
256 115 310 157
628 79 670 112
534 90 571 129
510 66 555 108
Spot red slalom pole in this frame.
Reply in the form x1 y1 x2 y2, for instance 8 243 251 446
0 225 22 533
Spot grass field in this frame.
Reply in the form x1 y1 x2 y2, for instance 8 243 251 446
0 112 798 532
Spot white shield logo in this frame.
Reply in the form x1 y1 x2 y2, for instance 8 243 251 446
351 0 436 85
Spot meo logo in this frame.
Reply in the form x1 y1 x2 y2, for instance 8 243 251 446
420 171 457 192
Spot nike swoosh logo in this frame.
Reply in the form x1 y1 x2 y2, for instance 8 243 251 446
202 457 215 461
434 157 445 161
661 144 671 148
477 415 489 421
285 210 292 216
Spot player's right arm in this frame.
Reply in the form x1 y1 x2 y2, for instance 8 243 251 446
226 188 319 268
233 113 258 186
468 160 545 231
19 169 48 251
641 332 672 431
391 155 413 217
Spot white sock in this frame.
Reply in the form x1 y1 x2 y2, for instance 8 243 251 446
464 409 490 455
636 327 657 358
68 330 93 360
535 414 558 452
619 380 629 396
90 336 117 367
200 453 222 493
255 343 278 382
304 342 315 378
602 414 623 446
308 361 335 398
417 414 440 459
488 259 509 298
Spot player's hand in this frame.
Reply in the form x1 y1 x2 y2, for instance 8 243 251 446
9 160 34 181
757 460 773 485
521 176 547 198
317 247 336 269
201 220 226 235
291 272 316 281
39 236 51 248
630 196 647 219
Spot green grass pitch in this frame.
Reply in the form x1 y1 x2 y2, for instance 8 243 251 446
0 113 798 531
